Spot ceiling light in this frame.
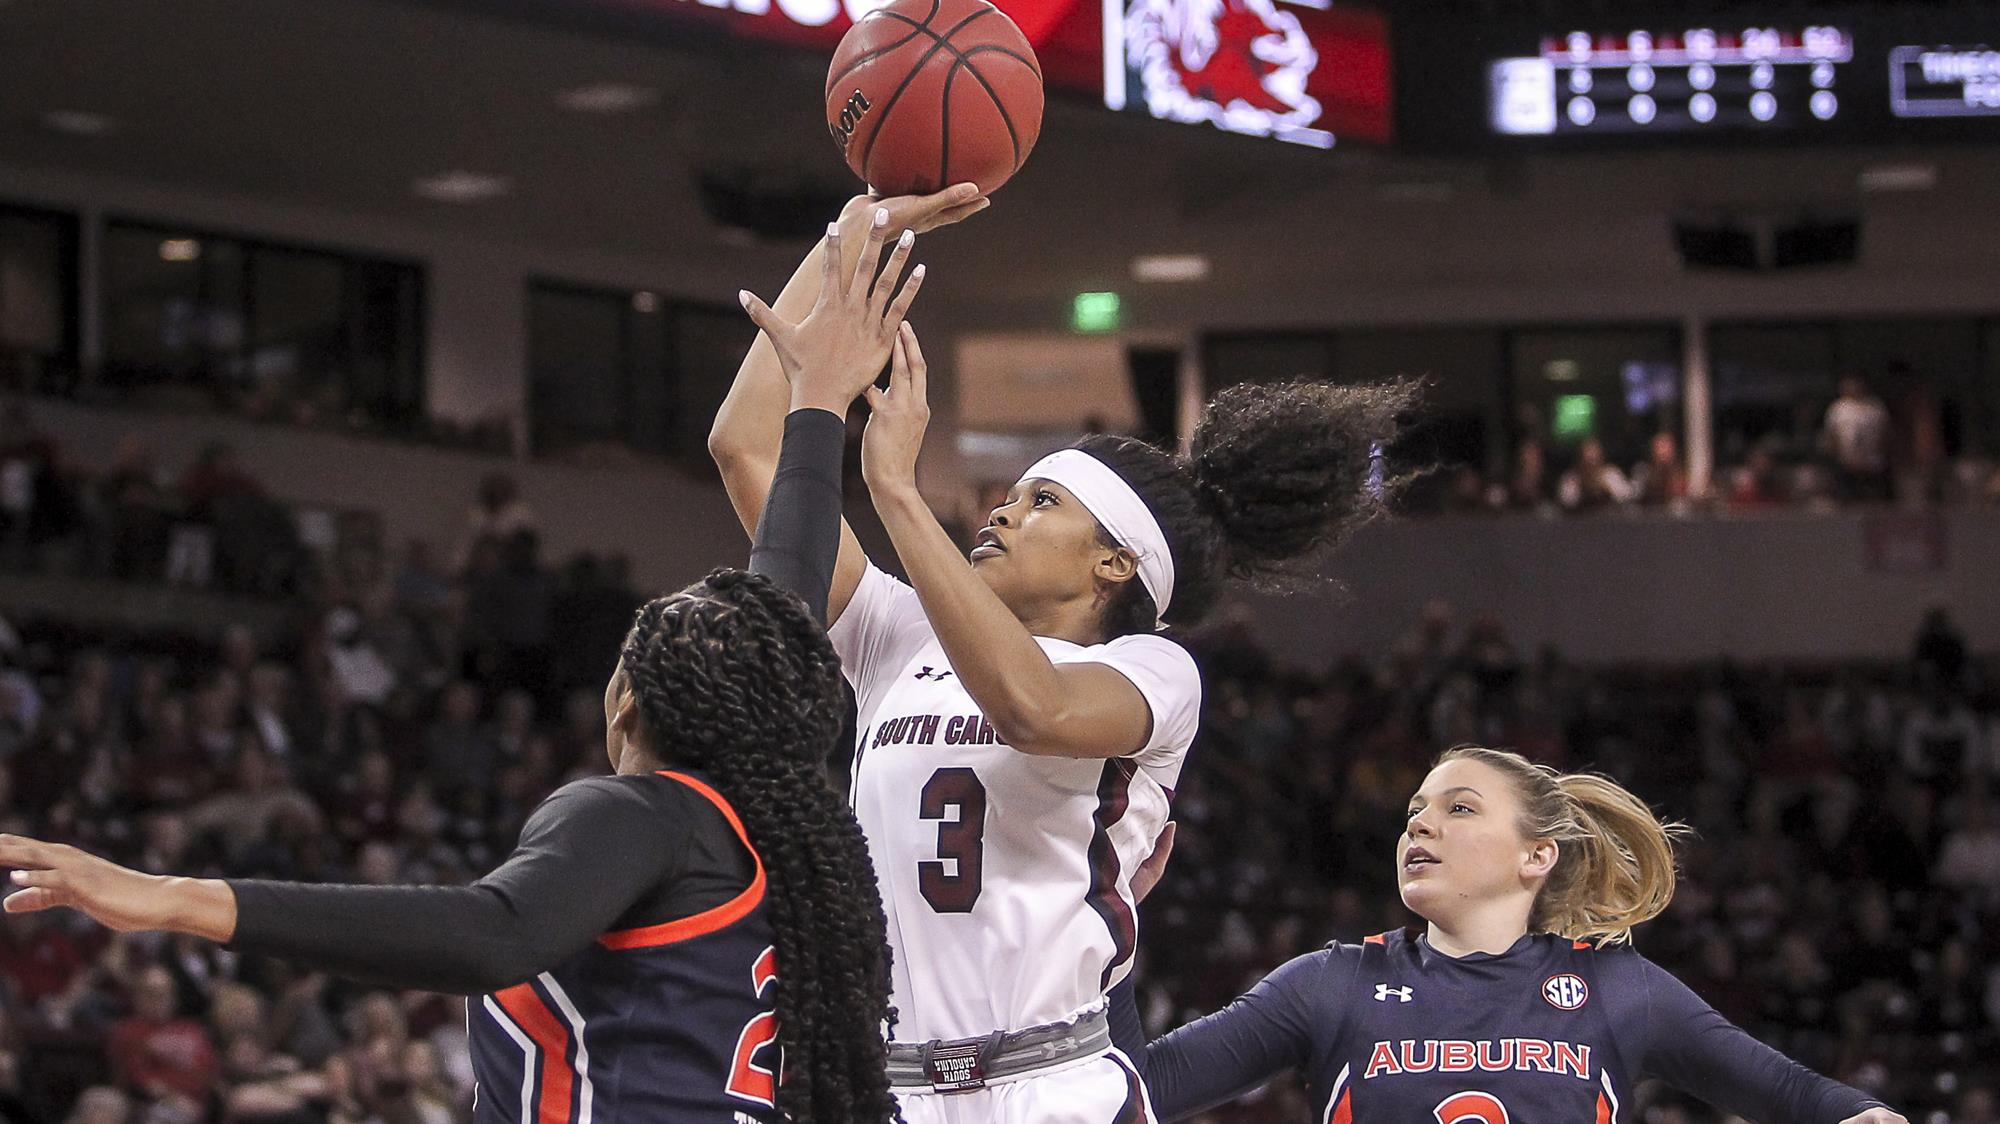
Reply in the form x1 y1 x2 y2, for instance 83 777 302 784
1130 254 1210 283
158 239 201 263
1857 163 1938 193
40 110 116 137
412 172 512 203
556 83 661 114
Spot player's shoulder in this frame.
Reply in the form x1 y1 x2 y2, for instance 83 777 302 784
1083 630 1201 683
550 770 713 818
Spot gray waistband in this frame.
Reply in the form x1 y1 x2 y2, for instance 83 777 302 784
885 1006 1113 1092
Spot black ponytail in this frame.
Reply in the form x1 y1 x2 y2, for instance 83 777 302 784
1077 378 1420 637
619 569 899 1123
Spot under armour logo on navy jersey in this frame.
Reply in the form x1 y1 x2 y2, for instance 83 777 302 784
1374 984 1413 1003
913 666 955 681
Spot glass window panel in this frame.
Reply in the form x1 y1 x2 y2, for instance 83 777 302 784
249 247 346 376
1201 333 1335 393
1335 327 1504 474
1508 326 1680 468
1979 321 2000 457
1710 323 1837 464
1833 319 1981 460
670 304 755 461
528 285 627 454
0 214 66 353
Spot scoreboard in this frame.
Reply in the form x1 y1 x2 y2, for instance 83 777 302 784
1490 26 1855 136
1395 6 2000 150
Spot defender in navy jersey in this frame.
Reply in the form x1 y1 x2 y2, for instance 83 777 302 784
1140 747 1909 1124
0 574 898 1123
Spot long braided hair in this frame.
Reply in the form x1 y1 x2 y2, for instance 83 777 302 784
618 568 899 1123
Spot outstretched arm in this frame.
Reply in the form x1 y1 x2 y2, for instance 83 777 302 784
1639 958 1900 1124
857 328 1160 759
1141 952 1331 1120
710 186 987 625
1 778 680 996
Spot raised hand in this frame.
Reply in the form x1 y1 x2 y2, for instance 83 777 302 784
0 833 234 941
840 182 990 242
740 206 927 416
860 321 933 496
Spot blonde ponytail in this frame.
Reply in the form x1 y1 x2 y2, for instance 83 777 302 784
1439 746 1689 945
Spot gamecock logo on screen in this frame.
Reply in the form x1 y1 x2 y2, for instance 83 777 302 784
1123 0 1324 143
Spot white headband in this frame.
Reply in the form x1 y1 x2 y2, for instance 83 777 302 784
1018 449 1175 627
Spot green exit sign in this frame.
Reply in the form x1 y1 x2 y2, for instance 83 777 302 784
1072 291 1121 333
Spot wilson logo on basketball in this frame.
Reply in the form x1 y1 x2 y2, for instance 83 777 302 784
829 90 872 151
1542 974 1589 1011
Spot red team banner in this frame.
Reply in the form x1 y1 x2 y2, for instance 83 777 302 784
590 0 1393 144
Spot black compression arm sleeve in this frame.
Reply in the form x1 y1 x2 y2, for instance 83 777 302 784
226 778 683 995
749 407 846 624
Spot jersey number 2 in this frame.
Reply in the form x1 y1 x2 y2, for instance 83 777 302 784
919 767 986 912
1434 1091 1510 1124
726 946 780 1107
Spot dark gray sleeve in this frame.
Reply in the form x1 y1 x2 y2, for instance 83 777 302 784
1638 956 1886 1123
227 777 683 995
1141 952 1330 1120
749 407 846 624
1107 977 1144 1057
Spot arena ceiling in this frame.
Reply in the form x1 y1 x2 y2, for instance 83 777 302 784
2 0 1997 322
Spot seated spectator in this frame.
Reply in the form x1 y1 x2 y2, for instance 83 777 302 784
1935 795 2000 898
64 1087 132 1124
182 745 324 862
1498 437 1553 511
1727 446 1789 508
1631 431 1690 507
1557 436 1634 511
107 966 217 1114
95 435 172 582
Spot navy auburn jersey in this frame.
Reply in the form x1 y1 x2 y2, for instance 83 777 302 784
1144 928 1882 1124
470 771 782 1124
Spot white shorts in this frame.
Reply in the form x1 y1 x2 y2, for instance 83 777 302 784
894 1049 1155 1124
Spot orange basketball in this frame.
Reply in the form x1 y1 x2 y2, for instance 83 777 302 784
825 0 1044 196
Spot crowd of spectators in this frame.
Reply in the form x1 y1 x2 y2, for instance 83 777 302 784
0 401 1991 1121
0 456 641 1121
1414 375 2000 518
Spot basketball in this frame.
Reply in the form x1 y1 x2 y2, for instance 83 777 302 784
825 0 1044 196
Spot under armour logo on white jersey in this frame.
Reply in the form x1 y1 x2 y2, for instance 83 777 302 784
1374 984 1413 1003
913 666 954 681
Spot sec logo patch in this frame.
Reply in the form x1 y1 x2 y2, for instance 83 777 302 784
1543 973 1589 1010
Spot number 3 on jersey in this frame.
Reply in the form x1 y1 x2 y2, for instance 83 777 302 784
919 767 986 912
725 946 780 1106
1434 1091 1510 1124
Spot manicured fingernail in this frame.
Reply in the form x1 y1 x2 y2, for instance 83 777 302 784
898 230 915 250
826 221 840 238
912 264 925 280
956 183 978 200
737 290 751 309
874 207 890 227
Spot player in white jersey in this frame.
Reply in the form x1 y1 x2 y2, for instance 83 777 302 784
712 188 1417 1123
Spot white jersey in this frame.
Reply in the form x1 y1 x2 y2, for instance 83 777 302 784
831 564 1201 1043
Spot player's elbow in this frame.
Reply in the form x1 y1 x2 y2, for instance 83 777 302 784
986 699 1075 757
